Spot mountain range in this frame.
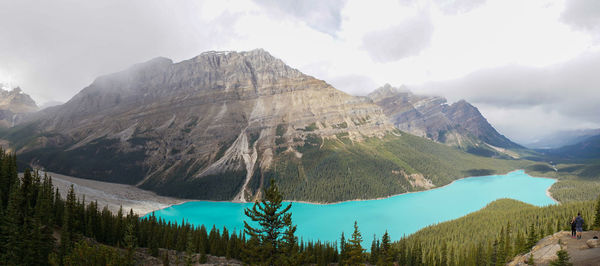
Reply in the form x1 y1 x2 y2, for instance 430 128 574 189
1 49 533 202
0 84 38 128
524 128 600 149
368 84 522 158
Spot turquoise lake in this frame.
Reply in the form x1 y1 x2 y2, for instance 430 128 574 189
147 170 556 245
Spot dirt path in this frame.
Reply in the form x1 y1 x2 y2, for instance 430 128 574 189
48 172 185 216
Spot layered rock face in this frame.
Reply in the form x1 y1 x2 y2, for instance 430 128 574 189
0 85 38 127
18 49 392 200
368 84 522 151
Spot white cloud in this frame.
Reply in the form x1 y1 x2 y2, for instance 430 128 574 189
251 0 347 36
412 51 600 142
0 0 598 140
362 12 434 62
561 0 600 38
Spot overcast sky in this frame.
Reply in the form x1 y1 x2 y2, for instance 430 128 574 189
0 0 599 144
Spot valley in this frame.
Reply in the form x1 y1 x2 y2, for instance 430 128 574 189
0 55 597 264
3 2 600 264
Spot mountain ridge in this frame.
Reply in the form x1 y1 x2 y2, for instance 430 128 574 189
0 84 38 128
7 49 400 202
368 84 522 156
2 49 530 202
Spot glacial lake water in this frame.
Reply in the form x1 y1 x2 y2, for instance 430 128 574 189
147 170 556 245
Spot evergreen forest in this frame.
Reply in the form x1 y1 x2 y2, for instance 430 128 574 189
1 149 600 265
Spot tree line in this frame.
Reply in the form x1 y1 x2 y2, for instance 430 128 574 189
2 147 600 265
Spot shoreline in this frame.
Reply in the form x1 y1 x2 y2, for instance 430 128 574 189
520 171 560 204
43 169 559 216
156 169 559 209
155 170 523 209
280 169 560 206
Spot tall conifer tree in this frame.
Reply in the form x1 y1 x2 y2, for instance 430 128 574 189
244 179 294 265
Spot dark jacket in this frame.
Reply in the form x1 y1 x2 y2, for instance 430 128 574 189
575 215 584 228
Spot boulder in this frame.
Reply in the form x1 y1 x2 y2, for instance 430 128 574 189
586 239 600 248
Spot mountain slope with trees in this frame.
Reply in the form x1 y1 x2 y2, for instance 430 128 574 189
0 49 536 203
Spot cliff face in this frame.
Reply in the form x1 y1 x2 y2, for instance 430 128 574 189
16 49 393 201
0 85 38 127
368 84 522 153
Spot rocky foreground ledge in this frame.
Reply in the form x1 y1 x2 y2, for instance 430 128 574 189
509 231 600 266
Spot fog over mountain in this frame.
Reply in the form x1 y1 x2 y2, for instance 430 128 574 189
1 0 599 143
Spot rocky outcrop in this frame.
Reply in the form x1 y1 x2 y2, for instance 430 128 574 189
13 49 393 201
509 231 600 266
0 85 38 127
587 238 600 248
368 84 522 153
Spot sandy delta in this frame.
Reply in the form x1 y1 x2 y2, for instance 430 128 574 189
48 172 184 216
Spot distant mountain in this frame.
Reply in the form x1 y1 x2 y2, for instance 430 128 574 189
39 100 64 110
0 84 38 127
2 50 525 202
368 84 522 157
541 134 600 160
524 128 600 149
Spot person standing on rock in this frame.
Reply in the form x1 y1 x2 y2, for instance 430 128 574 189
575 212 584 240
571 216 577 238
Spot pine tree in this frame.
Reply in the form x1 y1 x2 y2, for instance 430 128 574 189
199 225 208 254
397 239 407 266
379 230 392 265
61 184 78 258
475 241 486 266
369 235 379 265
496 227 506 265
243 179 294 265
504 221 512 259
439 241 448 266
526 253 535 265
1 182 24 264
31 179 55 265
345 221 364 265
549 248 572 266
185 230 196 266
226 231 238 259
490 239 498 266
593 194 600 230
220 227 229 256
412 240 423 265
339 232 348 265
280 213 299 265
124 222 137 266
515 230 526 254
208 225 219 255
526 223 537 250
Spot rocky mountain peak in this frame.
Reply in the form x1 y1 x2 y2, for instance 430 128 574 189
0 85 38 113
368 84 409 101
447 99 480 116
369 84 522 151
0 85 38 128
22 49 393 201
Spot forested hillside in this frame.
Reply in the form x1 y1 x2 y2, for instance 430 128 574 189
0 151 340 265
524 159 600 203
257 133 532 202
393 198 598 265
